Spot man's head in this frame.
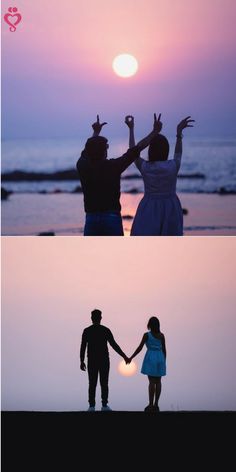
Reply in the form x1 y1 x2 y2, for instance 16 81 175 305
148 134 169 162
84 136 109 161
91 309 102 324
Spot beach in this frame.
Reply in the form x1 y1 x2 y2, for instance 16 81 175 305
2 191 236 236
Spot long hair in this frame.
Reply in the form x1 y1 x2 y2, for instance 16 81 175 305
147 316 160 332
148 134 169 161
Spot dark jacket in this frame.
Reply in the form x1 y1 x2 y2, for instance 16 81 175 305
76 147 140 213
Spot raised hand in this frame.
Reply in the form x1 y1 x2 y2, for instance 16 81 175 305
125 115 134 129
92 114 107 135
177 116 195 136
153 113 162 133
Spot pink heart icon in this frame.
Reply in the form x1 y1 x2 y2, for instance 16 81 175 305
4 10 22 32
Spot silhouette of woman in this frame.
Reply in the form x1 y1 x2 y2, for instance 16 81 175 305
125 114 194 235
128 316 166 412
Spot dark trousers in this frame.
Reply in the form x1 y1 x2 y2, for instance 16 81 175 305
87 359 110 407
84 212 124 236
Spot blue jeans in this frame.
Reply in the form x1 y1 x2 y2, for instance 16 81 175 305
84 212 124 236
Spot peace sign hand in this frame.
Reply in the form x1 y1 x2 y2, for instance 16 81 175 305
92 114 108 135
153 113 162 133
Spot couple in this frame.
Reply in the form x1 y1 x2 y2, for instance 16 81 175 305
80 309 166 412
76 114 194 236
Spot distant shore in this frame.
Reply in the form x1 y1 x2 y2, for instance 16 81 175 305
1 192 236 236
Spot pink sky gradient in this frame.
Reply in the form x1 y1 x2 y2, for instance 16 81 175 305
2 0 236 138
2 236 236 411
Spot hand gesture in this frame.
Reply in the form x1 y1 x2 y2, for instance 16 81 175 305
92 114 107 135
123 355 130 364
80 361 86 371
125 115 134 129
125 357 132 364
153 113 162 133
177 116 195 136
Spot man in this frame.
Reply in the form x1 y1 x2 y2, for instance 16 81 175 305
76 114 162 235
80 308 128 411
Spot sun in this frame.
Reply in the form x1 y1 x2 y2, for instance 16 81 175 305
112 54 138 78
118 360 137 376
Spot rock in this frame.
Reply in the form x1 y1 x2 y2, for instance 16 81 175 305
72 186 83 193
218 187 236 195
122 215 133 220
1 187 12 200
125 188 139 194
182 208 189 215
38 232 55 236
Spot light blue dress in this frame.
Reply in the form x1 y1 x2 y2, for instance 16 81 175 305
141 332 166 377
130 153 183 236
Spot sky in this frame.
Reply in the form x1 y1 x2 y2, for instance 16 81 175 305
1 0 236 139
1 236 236 411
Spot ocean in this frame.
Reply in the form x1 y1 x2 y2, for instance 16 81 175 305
2 136 236 195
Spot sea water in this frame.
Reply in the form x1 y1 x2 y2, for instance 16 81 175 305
2 136 236 195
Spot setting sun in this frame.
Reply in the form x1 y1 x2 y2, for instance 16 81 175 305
112 54 138 78
118 360 137 376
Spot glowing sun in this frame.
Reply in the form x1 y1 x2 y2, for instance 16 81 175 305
112 54 138 78
118 360 137 376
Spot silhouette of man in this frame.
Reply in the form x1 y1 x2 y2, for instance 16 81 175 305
76 114 162 235
80 308 128 411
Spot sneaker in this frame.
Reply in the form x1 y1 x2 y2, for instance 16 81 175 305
101 405 112 412
87 406 95 412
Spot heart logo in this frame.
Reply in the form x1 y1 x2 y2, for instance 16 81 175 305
4 7 22 32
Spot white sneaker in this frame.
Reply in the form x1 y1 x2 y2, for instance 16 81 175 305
87 406 95 412
101 405 112 412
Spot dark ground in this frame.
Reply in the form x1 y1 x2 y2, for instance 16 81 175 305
1 411 235 469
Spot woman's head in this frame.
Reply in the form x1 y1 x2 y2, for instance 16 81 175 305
148 134 169 162
83 136 109 160
147 316 160 332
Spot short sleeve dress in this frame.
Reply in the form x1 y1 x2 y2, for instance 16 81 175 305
141 332 166 377
130 153 183 236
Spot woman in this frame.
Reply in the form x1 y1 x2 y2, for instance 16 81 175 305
125 114 194 235
128 316 166 412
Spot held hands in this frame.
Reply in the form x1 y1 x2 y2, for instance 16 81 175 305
125 115 134 129
153 113 162 133
92 114 107 135
177 116 195 136
124 356 132 364
80 361 86 371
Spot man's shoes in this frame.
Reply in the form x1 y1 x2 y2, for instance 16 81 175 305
87 406 95 412
101 405 112 412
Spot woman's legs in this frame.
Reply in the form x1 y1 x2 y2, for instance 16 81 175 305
154 377 162 408
144 376 156 410
145 376 162 411
148 377 156 406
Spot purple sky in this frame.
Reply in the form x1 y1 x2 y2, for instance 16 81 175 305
1 0 236 139
2 236 236 411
